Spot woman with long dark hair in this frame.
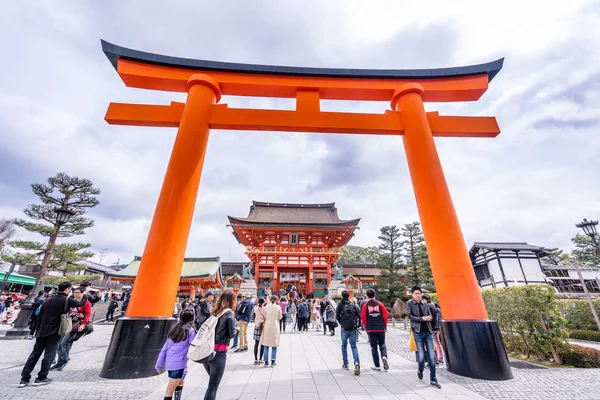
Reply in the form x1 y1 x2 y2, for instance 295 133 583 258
203 290 237 400
253 297 266 364
155 309 196 400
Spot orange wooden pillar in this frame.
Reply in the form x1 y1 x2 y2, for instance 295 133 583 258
126 74 220 318
392 83 487 321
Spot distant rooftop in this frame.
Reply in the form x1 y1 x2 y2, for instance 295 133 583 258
471 242 547 253
76 260 119 274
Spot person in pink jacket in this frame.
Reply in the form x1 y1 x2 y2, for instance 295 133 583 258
278 297 288 333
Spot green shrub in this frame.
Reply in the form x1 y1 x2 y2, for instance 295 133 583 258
429 293 438 305
557 299 600 331
561 344 600 368
482 285 569 363
392 314 401 319
569 330 600 342
400 312 408 319
385 307 392 314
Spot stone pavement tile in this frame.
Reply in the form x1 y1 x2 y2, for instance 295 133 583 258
216 385 245 400
267 393 293 400
363 384 397 399
338 379 366 394
270 379 293 387
245 381 270 393
292 378 317 393
354 374 380 386
294 393 327 400
345 395 373 400
267 386 294 397
312 371 335 385
239 393 268 400
316 385 347 400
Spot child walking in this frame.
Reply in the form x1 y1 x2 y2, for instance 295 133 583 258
156 309 196 400
324 304 336 336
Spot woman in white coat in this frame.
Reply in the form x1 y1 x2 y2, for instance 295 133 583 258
259 295 283 367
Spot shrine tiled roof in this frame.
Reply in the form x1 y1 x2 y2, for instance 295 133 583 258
228 201 360 226
221 262 244 276
337 265 380 277
108 256 222 279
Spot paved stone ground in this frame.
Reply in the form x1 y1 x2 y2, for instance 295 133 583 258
0 325 164 400
385 327 600 400
1 323 599 400
143 327 487 400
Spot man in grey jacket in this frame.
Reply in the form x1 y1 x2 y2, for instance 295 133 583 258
406 286 441 389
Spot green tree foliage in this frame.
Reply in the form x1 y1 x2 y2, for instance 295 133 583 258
1 241 40 269
337 245 381 264
338 246 361 264
375 226 406 307
11 173 100 288
570 234 600 267
557 299 600 331
400 222 434 291
482 285 569 363
541 247 569 266
13 173 100 238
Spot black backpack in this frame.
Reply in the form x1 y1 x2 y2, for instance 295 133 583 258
340 301 358 330
299 303 310 318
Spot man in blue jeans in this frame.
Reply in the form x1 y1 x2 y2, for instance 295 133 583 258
335 290 361 375
406 286 441 389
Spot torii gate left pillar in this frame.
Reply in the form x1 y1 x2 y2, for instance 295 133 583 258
99 40 512 381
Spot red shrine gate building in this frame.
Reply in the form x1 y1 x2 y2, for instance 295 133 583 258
228 201 360 297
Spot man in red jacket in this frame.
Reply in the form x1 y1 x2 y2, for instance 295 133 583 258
52 286 91 371
361 288 389 371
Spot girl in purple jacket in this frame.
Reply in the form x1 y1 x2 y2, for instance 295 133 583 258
156 309 196 400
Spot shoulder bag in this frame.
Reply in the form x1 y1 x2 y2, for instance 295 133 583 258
58 297 73 336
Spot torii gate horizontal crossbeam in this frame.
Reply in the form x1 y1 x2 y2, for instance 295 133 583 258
105 101 500 138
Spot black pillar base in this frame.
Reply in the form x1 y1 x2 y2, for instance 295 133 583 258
3 303 35 340
100 317 175 379
441 320 513 381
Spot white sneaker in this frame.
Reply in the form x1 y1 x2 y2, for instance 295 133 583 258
371 366 381 371
382 357 389 371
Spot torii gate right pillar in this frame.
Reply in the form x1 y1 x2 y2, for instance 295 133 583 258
393 84 513 380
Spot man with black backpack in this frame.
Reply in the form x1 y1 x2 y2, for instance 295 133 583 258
297 299 310 332
335 290 361 375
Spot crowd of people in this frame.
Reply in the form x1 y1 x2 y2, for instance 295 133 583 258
18 282 95 388
14 282 444 396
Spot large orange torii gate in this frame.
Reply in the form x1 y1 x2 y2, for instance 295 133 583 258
99 40 511 381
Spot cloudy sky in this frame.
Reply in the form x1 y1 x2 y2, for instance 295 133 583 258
1 1 599 267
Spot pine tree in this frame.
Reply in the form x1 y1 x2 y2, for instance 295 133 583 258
12 173 100 295
375 226 405 307
570 234 600 267
542 248 569 266
401 222 434 291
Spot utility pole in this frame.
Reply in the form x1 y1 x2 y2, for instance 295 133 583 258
575 218 600 330
99 248 108 264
